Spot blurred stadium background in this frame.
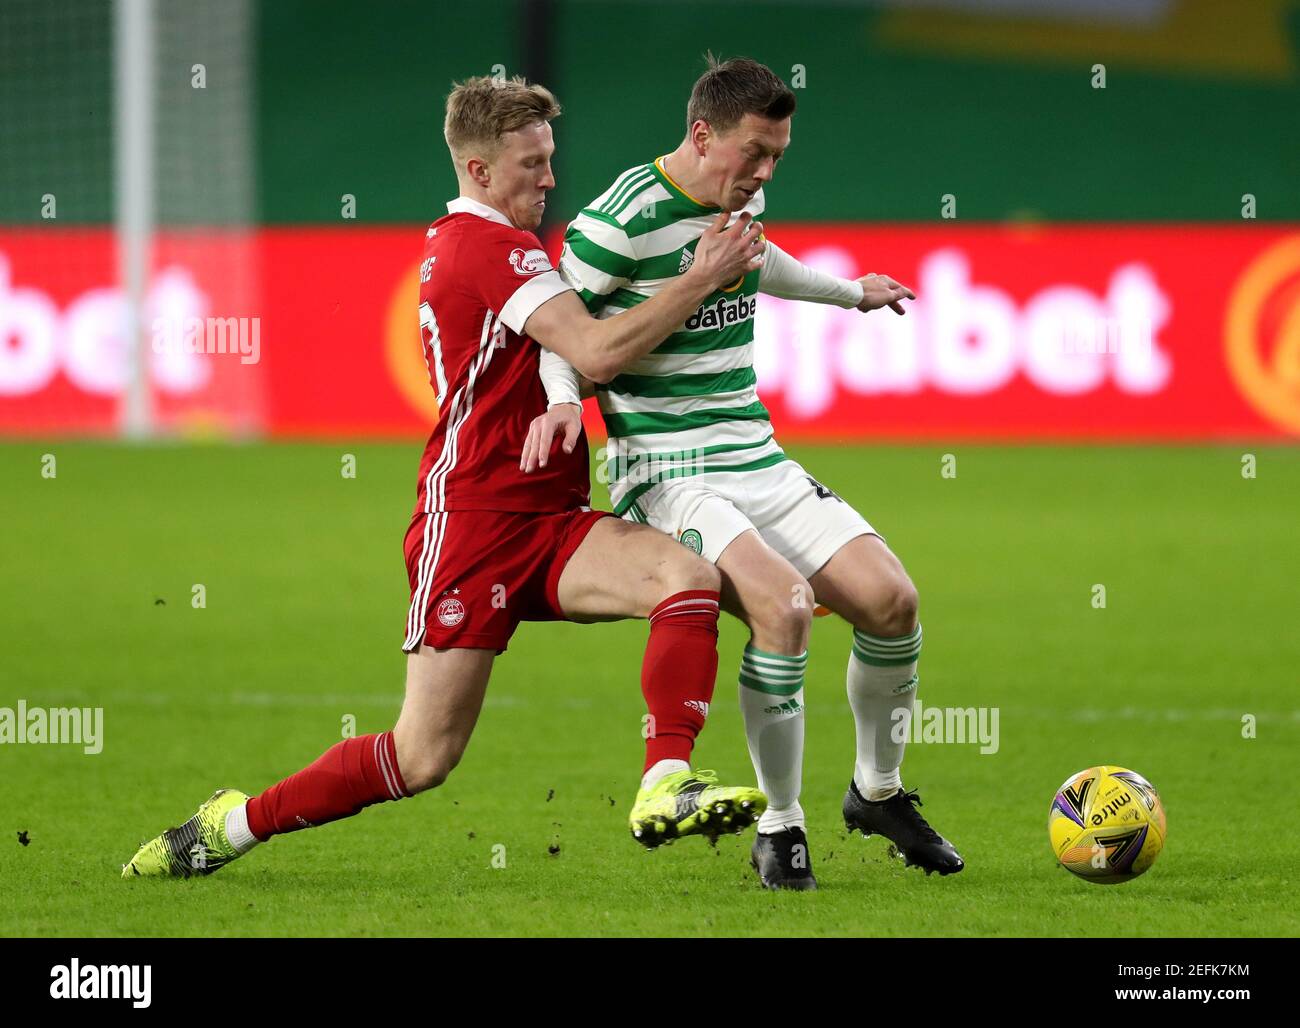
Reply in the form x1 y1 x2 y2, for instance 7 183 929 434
3 0 1298 441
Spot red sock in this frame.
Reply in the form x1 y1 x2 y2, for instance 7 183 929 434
641 589 720 772
245 731 409 841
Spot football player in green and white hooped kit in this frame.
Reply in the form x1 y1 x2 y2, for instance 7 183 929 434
525 56 963 889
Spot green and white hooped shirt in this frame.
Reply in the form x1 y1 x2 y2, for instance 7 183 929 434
558 157 785 516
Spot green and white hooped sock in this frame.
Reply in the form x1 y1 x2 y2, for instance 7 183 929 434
738 644 808 833
847 624 922 801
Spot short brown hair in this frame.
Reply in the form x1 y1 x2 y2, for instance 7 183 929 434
443 75 561 165
686 55 795 134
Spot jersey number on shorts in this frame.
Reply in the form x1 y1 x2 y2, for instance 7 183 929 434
806 476 842 503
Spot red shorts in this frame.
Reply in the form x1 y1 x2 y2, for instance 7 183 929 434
402 507 610 653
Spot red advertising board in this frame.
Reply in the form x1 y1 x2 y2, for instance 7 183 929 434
2 224 1298 440
0 229 264 435
746 225 1300 440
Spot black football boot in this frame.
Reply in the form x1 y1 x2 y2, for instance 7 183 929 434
843 781 964 876
751 826 818 891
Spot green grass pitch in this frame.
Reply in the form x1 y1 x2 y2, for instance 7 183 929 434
1 441 1297 937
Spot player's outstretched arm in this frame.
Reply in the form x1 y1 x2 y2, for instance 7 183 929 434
524 211 765 384
757 239 915 315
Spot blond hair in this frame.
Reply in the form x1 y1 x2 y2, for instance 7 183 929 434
443 75 561 167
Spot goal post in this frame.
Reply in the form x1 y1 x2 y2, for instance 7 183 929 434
114 0 154 438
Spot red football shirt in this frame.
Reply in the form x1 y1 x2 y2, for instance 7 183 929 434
412 197 589 514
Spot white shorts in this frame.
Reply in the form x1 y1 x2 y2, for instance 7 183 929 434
622 459 877 579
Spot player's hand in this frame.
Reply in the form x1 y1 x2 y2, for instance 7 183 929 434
688 210 766 289
856 272 915 315
520 402 583 474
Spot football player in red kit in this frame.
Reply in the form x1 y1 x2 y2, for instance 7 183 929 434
123 75 768 879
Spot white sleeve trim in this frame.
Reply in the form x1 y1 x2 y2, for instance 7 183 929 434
758 240 864 308
499 270 572 335
538 347 582 407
